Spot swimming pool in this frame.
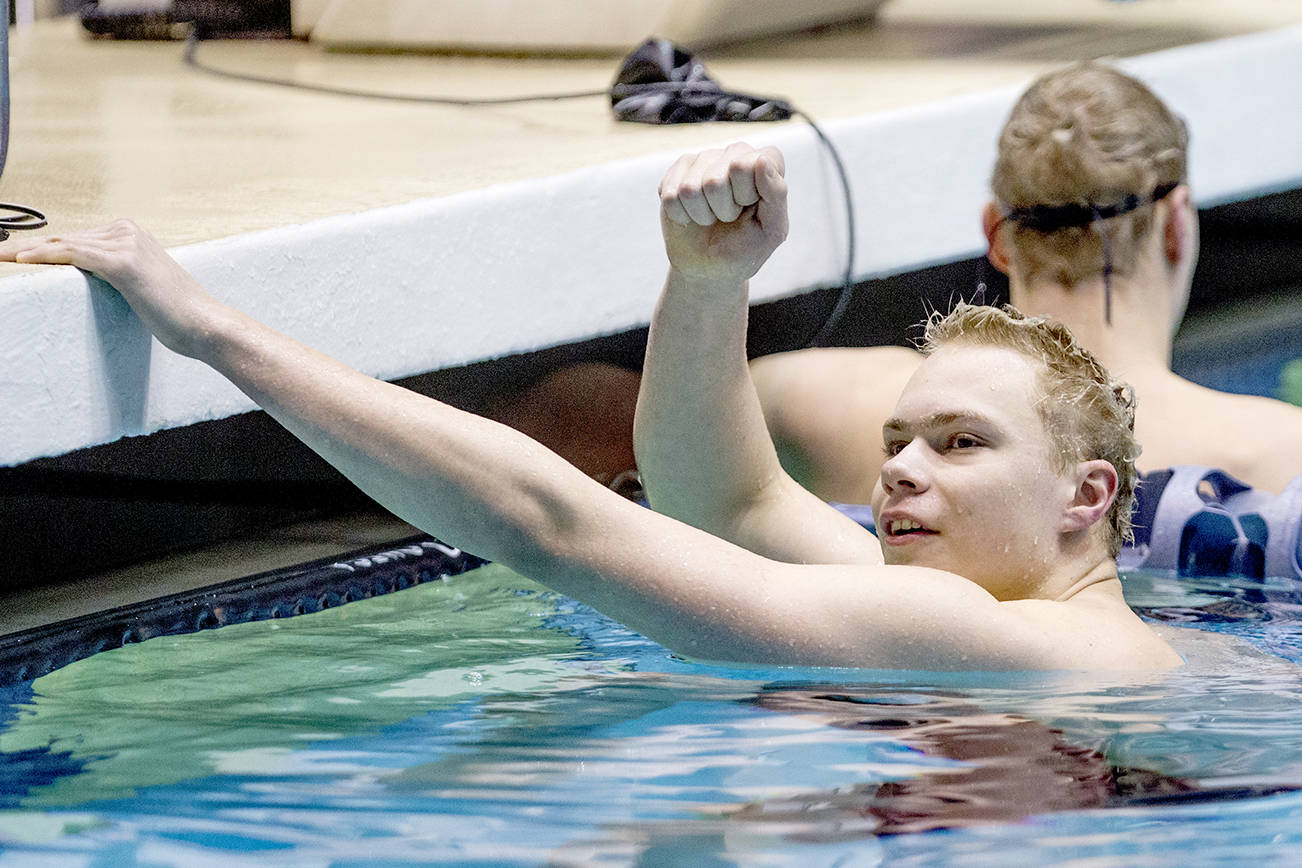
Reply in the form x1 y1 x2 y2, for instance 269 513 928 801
1 562 1300 864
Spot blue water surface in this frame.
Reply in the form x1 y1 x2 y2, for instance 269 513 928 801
1 563 1301 866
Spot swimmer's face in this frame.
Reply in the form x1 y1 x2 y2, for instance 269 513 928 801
870 345 1079 600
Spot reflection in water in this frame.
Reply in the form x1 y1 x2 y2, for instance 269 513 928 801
0 565 592 809
0 681 89 810
0 565 1301 863
724 687 1296 839
547 671 1302 863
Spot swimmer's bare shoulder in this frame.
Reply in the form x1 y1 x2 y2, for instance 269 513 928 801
751 561 1182 672
1202 390 1302 488
1001 583 1183 670
1136 378 1302 491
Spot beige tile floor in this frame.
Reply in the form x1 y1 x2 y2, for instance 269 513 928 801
3 0 1300 636
3 0 1298 255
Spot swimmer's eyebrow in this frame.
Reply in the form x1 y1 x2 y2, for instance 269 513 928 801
882 411 999 436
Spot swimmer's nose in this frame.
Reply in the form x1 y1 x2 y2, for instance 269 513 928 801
880 439 930 495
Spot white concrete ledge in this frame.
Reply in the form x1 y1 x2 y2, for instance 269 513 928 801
2 23 1300 467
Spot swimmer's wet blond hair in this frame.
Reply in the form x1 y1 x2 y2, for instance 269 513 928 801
922 303 1140 556
992 62 1188 287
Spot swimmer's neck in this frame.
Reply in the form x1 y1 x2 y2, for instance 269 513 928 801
989 552 1120 605
1009 272 1178 379
1051 560 1124 604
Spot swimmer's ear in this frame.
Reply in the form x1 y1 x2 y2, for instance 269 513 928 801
1061 459 1118 534
1162 184 1193 266
982 201 1012 274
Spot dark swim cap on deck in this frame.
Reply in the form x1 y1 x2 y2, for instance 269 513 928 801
609 38 793 124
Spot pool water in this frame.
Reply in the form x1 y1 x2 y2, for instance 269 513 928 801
1 563 1301 865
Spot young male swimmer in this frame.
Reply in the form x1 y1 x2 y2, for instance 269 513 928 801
753 62 1302 505
0 147 1179 671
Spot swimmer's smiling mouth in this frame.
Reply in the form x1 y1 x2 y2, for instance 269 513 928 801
881 516 938 543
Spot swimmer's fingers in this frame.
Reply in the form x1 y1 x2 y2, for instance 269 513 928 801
673 152 720 227
12 237 100 269
725 144 762 210
0 221 144 277
0 236 122 282
752 147 788 240
46 221 171 285
659 153 699 227
0 232 69 264
753 146 787 198
661 146 763 227
698 144 758 224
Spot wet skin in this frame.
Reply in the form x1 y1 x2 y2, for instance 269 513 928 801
872 345 1090 602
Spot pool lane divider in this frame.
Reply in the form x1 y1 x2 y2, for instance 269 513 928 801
0 536 486 687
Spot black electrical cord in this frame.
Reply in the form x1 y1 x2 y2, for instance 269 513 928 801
181 32 611 104
0 200 47 240
793 109 856 348
183 34 859 348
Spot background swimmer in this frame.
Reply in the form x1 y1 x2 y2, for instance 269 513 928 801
753 62 1302 505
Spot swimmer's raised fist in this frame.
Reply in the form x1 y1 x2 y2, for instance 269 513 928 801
0 219 221 359
658 143 788 284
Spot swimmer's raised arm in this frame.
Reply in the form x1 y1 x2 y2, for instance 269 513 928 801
635 144 882 565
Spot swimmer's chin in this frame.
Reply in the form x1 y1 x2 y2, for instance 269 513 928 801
879 545 941 569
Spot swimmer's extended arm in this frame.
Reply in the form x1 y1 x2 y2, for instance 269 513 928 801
0 220 906 659
636 144 882 565
0 220 883 661
0 225 1174 670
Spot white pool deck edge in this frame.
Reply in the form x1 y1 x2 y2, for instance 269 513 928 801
2 24 1300 468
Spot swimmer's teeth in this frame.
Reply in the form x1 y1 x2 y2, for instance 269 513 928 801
890 519 922 535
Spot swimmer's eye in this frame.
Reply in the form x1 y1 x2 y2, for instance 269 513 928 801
883 433 985 457
945 433 984 451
